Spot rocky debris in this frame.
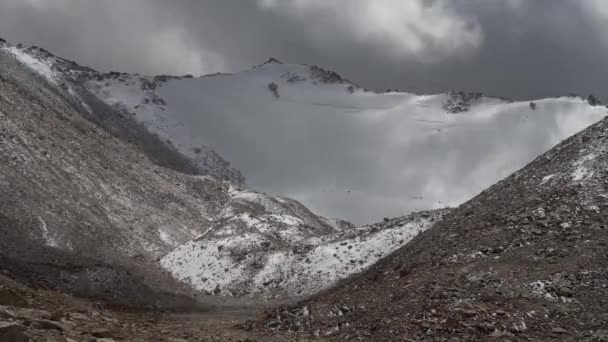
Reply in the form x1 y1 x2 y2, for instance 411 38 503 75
260 117 608 339
443 91 483 113
0 289 29 308
443 91 513 113
308 65 352 85
443 91 482 113
587 94 601 106
0 322 30 342
281 71 306 83
0 273 308 342
91 327 113 338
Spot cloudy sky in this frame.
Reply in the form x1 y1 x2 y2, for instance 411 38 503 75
1 0 607 100
1 0 607 223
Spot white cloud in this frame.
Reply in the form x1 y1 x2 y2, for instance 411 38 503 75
257 0 483 62
141 28 226 76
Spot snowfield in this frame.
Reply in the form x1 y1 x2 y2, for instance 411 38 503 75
81 59 607 224
4 40 606 223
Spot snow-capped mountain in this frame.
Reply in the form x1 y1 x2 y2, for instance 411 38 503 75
0 39 365 303
3 40 606 224
1 37 607 302
0 39 449 301
80 60 608 224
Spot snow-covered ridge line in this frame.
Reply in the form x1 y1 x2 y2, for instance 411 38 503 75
0 40 246 185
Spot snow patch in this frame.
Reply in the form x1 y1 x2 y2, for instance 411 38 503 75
540 174 555 185
38 216 58 248
2 46 59 84
572 153 597 181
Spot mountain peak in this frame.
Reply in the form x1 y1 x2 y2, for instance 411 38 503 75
263 57 283 65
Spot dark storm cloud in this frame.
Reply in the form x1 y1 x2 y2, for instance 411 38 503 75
1 0 607 223
1 1 606 98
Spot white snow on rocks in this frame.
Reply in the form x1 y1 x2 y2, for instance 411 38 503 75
572 153 597 181
540 174 556 185
1 45 59 85
160 209 449 298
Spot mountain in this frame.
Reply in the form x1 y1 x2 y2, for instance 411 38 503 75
0 39 371 304
0 38 458 304
81 58 608 224
1 37 608 341
264 115 608 340
3 41 606 224
2 36 608 308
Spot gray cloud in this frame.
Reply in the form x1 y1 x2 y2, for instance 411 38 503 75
1 0 606 98
1 0 607 223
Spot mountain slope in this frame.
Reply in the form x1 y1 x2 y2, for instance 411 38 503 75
265 117 608 340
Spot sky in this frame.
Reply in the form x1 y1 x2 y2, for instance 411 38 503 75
1 0 607 100
1 0 608 223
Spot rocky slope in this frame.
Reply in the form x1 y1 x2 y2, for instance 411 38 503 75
0 272 293 342
264 116 608 340
0 41 245 185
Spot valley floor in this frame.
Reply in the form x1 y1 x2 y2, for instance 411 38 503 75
0 273 304 342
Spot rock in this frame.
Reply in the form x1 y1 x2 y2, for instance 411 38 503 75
558 286 573 297
35 319 69 331
96 339 116 342
551 327 568 334
267 82 279 98
266 320 281 329
91 328 113 338
51 310 67 321
28 321 44 330
0 322 29 342
0 289 30 308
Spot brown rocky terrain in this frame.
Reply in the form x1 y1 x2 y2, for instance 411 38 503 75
0 272 281 342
